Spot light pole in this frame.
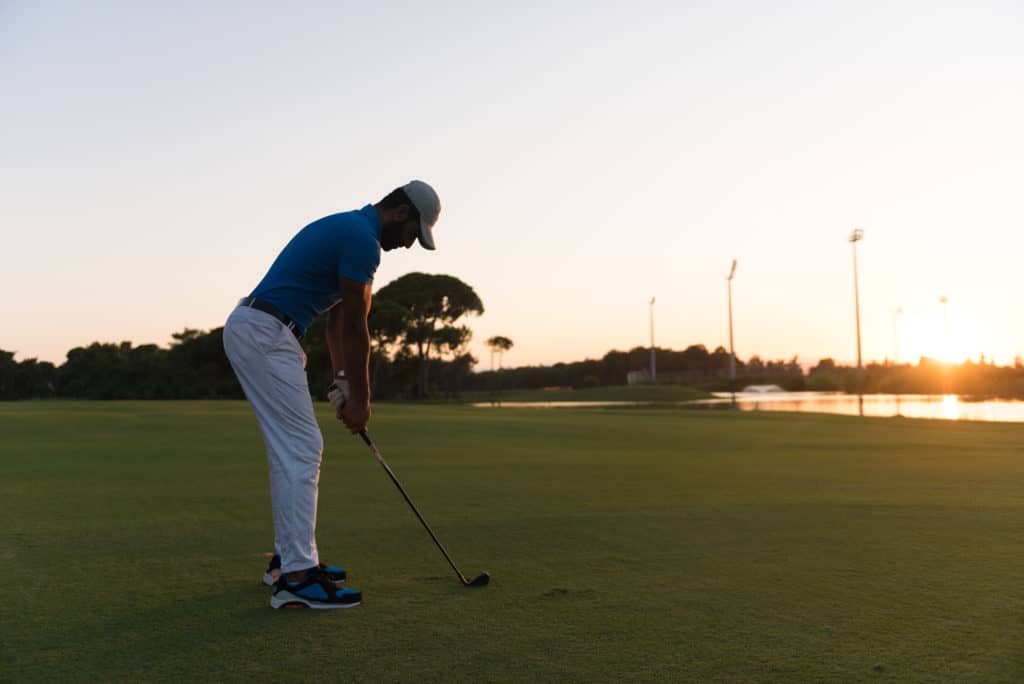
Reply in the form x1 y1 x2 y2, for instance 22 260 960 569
649 296 656 383
939 295 950 394
938 296 949 355
893 306 902 364
894 306 903 417
727 259 737 385
849 229 865 415
849 229 864 373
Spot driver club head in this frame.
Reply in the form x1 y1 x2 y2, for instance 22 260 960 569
467 572 490 587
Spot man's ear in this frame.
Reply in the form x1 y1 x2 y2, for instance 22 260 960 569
393 204 411 222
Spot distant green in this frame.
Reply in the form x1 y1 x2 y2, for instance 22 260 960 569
3 402 1024 682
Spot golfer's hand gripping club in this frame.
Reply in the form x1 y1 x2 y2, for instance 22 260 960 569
327 371 350 417
329 371 369 432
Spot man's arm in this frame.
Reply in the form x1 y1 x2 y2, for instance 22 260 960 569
325 302 346 377
334 276 372 432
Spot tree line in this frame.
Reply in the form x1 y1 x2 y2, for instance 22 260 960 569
3 271 1023 400
466 348 1024 398
0 273 488 401
806 356 1024 397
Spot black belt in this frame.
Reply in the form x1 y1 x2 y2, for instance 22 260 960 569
238 297 303 340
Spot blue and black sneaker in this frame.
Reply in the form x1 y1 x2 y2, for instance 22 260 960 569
262 554 346 587
270 567 362 610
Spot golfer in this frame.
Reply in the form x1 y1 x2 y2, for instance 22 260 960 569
223 180 441 609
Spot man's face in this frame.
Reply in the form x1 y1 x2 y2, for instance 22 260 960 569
381 217 420 251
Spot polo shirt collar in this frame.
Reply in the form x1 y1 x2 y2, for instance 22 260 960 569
360 204 381 241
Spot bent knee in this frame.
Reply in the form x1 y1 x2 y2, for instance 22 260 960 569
294 428 323 465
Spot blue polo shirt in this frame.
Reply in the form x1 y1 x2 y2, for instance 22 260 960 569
249 205 381 333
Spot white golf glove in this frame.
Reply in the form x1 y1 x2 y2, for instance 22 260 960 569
327 371 349 413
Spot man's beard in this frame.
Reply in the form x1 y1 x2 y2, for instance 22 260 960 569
380 225 403 251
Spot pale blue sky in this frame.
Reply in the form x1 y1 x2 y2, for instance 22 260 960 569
3 2 1022 367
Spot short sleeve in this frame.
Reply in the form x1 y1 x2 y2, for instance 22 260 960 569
336 222 381 285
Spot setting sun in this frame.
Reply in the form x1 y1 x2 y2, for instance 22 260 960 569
895 303 991 365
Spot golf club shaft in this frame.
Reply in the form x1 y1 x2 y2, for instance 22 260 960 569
358 430 470 585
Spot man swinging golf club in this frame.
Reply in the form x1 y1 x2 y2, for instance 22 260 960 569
223 180 440 609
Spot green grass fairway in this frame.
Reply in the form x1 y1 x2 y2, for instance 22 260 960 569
3 402 1024 682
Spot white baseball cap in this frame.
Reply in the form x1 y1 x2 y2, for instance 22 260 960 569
402 180 440 250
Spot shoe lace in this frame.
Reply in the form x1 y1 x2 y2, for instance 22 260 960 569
308 566 337 589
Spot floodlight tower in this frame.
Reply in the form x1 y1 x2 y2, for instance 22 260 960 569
893 306 903 364
849 229 865 372
894 306 904 417
727 259 738 384
938 295 950 394
649 296 657 383
938 296 949 353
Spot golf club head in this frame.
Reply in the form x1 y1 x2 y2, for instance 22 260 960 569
466 572 490 587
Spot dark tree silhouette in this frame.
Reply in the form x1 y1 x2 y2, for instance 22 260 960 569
375 273 484 397
486 335 514 370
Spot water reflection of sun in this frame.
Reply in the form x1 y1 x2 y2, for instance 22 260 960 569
941 394 960 420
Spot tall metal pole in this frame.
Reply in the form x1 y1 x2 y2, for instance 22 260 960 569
893 306 902 364
849 229 865 415
849 229 864 372
649 296 656 383
727 260 737 384
894 306 903 417
939 296 950 394
938 296 949 355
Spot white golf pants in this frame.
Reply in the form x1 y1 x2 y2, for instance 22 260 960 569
223 305 322 574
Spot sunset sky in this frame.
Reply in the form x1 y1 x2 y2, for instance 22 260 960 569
3 2 1022 369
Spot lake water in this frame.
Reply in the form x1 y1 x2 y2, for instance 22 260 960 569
471 393 1024 423
700 392 1024 423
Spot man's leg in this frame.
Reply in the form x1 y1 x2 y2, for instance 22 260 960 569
223 306 323 575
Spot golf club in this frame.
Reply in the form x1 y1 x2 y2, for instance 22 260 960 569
358 429 490 588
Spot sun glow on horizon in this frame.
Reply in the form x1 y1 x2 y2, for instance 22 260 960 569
896 303 992 366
